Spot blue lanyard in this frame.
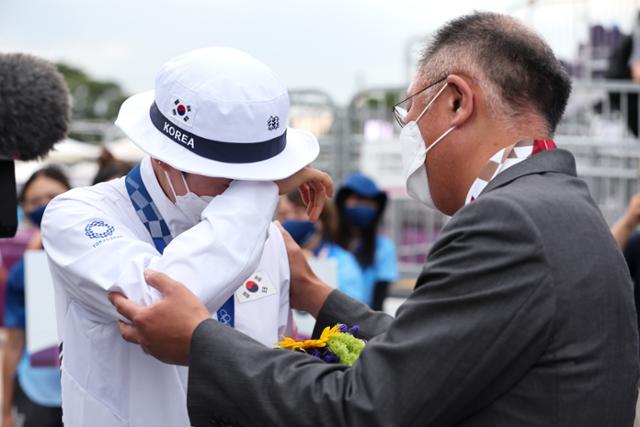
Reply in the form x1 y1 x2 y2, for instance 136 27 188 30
125 163 234 327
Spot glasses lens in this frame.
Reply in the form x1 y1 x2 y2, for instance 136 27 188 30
394 106 407 128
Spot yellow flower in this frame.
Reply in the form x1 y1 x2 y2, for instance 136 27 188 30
276 324 344 351
319 324 342 341
276 337 305 350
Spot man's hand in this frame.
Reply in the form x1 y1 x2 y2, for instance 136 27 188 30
275 167 333 222
275 222 333 317
109 270 210 366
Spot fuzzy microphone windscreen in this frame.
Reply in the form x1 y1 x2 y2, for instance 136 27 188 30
0 53 71 160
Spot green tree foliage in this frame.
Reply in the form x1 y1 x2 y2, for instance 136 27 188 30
56 63 128 121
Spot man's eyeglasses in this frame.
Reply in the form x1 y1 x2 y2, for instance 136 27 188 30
392 76 447 128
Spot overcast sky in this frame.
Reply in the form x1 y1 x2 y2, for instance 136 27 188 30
2 0 640 105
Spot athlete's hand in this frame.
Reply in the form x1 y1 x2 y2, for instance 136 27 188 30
275 167 333 222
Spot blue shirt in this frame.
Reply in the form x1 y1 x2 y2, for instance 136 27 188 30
4 258 62 407
314 242 366 303
358 236 399 306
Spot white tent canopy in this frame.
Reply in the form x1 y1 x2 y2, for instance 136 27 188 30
15 138 142 188
105 138 145 163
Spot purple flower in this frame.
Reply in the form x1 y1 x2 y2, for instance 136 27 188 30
322 351 340 363
348 325 360 336
308 349 321 358
338 324 348 333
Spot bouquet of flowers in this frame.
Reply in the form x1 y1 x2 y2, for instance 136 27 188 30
276 324 365 366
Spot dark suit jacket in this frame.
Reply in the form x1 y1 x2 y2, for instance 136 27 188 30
187 149 640 427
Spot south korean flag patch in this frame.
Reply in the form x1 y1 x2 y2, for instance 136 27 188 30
236 271 276 303
169 96 197 127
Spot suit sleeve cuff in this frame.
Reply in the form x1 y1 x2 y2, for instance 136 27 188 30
311 290 359 338
187 319 220 425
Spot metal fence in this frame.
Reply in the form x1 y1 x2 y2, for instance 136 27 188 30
557 80 640 224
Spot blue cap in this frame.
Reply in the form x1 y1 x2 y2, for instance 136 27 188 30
339 173 383 198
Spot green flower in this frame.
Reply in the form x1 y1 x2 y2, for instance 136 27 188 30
327 332 366 366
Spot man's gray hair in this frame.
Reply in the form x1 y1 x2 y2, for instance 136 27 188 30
418 12 571 134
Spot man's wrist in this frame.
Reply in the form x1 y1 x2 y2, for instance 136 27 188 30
299 277 333 318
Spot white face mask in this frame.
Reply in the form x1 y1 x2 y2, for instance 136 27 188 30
164 170 214 228
399 82 456 210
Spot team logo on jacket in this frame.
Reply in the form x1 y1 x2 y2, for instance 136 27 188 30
84 220 115 239
236 272 276 303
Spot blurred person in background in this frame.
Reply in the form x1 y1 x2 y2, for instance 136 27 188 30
92 147 134 185
3 166 70 427
628 12 640 86
611 193 640 350
335 173 398 310
603 12 640 136
279 192 365 302
611 195 640 427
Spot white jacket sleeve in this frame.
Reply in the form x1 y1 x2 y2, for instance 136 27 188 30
41 180 278 323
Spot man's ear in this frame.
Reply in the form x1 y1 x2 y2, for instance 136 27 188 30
446 74 474 128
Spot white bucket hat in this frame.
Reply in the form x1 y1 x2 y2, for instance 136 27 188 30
115 47 319 180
